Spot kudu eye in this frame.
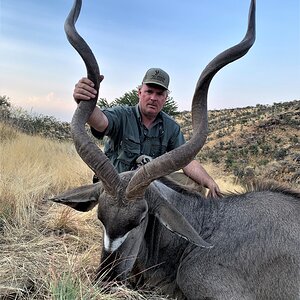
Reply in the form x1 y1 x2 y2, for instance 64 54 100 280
139 215 146 224
139 206 148 224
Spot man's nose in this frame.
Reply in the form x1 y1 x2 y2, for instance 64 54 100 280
150 93 159 101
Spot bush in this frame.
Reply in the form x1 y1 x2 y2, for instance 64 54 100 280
0 95 11 119
274 148 288 160
0 96 72 140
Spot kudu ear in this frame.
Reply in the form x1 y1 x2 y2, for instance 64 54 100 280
154 201 213 249
49 183 100 212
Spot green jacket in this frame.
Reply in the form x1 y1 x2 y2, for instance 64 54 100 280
91 105 185 173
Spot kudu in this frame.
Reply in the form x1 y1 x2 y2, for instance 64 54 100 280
51 0 300 299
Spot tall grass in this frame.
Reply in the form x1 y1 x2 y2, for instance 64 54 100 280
0 123 171 299
201 162 244 194
0 122 90 226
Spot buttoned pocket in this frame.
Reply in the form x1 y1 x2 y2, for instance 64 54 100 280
118 136 141 166
149 142 167 158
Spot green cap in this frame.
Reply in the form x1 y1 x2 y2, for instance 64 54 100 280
142 68 170 90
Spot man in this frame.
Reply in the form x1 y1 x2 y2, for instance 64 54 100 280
73 68 221 197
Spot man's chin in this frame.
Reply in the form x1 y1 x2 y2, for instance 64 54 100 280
144 109 157 118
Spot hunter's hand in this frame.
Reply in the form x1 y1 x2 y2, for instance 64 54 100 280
73 75 104 104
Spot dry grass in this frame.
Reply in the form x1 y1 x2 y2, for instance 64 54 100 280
0 124 172 299
0 123 238 299
201 162 244 194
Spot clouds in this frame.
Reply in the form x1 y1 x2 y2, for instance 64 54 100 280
1 0 299 122
10 91 75 122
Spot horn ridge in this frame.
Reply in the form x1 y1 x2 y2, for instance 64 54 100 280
65 0 121 195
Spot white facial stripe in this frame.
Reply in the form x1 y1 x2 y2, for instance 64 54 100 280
103 227 129 253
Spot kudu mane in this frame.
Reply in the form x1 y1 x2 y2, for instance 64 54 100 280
240 180 300 198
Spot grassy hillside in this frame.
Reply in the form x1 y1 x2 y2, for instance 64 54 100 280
177 100 299 188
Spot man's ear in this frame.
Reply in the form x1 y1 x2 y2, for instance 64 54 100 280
138 85 142 97
49 183 101 212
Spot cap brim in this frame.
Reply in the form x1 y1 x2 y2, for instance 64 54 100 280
143 81 169 90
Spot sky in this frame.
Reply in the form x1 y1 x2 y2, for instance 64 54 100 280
1 0 299 122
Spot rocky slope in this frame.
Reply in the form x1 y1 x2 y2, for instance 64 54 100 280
176 100 300 188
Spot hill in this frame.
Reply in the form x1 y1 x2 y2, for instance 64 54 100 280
176 100 299 188
1 96 299 188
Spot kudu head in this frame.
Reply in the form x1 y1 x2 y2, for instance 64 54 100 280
51 0 255 281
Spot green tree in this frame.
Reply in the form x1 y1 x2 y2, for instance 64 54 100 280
0 95 11 119
162 96 179 116
114 90 139 107
0 95 11 107
97 89 179 116
97 98 110 108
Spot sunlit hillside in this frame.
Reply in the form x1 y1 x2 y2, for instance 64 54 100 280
177 100 300 189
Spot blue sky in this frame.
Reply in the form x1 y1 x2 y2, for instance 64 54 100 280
1 0 299 121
